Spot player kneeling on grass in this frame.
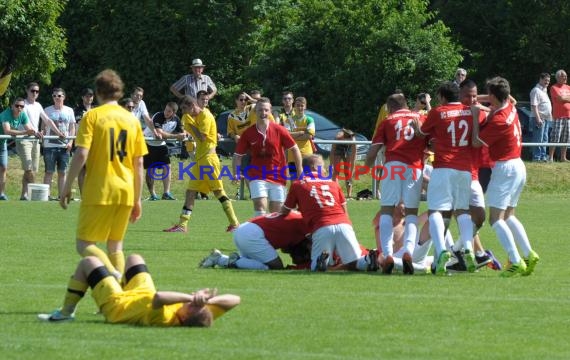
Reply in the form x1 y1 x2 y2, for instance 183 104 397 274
200 210 311 270
39 254 240 327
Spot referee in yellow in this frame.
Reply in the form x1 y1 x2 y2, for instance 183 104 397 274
60 69 148 280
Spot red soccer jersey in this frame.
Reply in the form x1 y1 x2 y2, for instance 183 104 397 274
550 83 570 119
235 121 296 185
470 109 490 179
372 109 427 169
284 173 351 233
420 103 473 171
478 102 522 161
250 211 309 249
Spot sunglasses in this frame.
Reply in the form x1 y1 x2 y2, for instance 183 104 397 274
14 104 25 109
127 106 135 110
52 94 64 98
238 98 247 102
29 89 40 94
283 97 293 100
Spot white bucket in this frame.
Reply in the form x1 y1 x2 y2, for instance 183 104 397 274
28 184 49 201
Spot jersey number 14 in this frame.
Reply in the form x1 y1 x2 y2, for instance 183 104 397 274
110 129 128 162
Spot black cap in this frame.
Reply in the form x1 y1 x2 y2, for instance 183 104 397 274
81 88 94 96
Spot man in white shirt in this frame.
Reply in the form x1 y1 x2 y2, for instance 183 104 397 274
530 73 553 162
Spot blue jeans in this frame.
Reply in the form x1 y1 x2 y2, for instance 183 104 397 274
43 147 70 172
531 118 552 161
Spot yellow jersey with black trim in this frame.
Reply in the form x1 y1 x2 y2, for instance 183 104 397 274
76 103 148 206
182 108 217 160
227 109 251 137
286 114 315 162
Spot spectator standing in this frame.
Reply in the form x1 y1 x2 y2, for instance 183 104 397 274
170 58 217 100
20 82 64 200
284 97 315 178
548 70 570 162
43 88 75 200
453 68 467 86
0 98 39 200
530 73 553 162
143 102 185 201
131 87 156 133
276 91 295 126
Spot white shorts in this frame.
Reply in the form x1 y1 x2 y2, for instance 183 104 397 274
380 161 422 208
311 224 361 270
486 158 526 210
249 180 286 202
233 222 278 264
470 180 485 208
427 168 471 211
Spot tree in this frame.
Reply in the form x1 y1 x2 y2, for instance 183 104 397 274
431 0 570 99
249 0 462 135
0 0 67 103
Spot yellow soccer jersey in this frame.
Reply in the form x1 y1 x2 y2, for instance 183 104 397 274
227 109 251 137
103 290 182 326
287 114 315 162
76 103 148 206
182 109 217 160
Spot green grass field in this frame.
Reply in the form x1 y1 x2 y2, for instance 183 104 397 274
1 156 570 359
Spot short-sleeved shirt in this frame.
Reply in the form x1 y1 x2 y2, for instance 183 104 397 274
22 100 43 130
420 103 473 171
550 83 570 119
0 108 29 146
182 109 217 160
372 109 427 169
477 102 522 161
132 100 150 129
250 211 309 249
227 109 251 137
235 121 296 185
76 103 148 205
284 114 315 161
171 74 217 99
530 83 552 119
144 112 182 146
43 105 75 148
284 173 350 233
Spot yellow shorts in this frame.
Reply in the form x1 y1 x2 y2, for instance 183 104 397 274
187 153 224 194
93 272 156 323
77 205 132 242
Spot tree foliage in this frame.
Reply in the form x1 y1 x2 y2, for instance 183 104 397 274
0 0 67 98
432 0 570 99
249 0 462 135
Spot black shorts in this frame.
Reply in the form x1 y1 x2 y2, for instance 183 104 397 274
143 145 170 169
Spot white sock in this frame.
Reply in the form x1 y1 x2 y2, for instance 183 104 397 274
235 257 269 270
218 254 230 267
457 213 474 252
428 212 446 257
412 238 432 264
356 256 368 271
403 215 418 255
445 231 455 252
492 219 521 264
379 214 394 257
506 216 532 257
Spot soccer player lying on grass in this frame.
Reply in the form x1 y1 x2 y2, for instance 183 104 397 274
39 254 240 327
199 210 311 270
